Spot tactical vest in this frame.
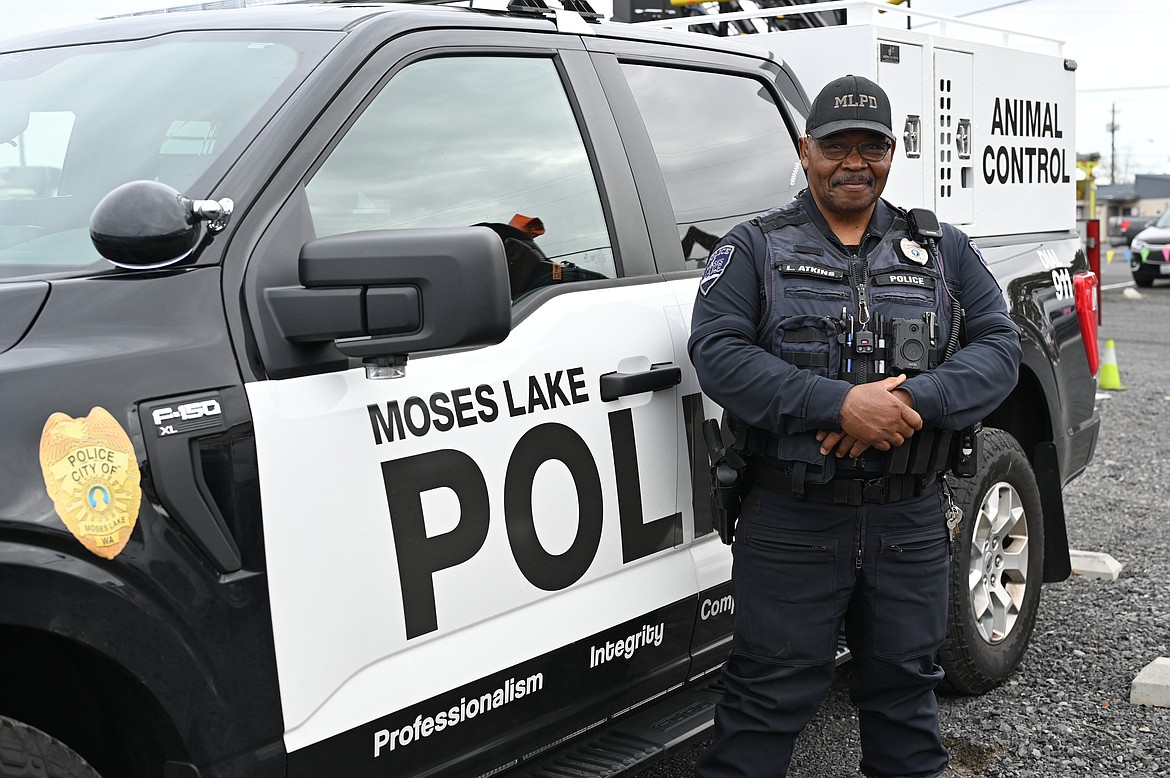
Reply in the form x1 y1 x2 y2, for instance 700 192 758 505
748 202 958 484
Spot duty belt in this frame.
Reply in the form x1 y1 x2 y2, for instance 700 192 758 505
749 461 934 506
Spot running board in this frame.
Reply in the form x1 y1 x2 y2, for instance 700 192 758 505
513 683 722 777
512 636 851 777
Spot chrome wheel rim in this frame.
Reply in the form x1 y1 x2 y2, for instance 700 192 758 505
967 480 1030 644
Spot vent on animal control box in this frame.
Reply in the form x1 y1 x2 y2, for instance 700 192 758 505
939 78 954 199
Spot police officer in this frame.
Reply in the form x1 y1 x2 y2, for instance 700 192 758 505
688 75 1022 778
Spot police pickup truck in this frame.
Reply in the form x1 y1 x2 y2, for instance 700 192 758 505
0 2 1100 776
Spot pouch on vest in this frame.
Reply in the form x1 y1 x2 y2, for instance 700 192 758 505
770 314 842 379
764 314 845 483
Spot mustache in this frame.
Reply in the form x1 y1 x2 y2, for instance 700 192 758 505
830 173 875 187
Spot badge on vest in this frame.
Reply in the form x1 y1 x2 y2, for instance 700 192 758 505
897 238 930 265
700 244 734 296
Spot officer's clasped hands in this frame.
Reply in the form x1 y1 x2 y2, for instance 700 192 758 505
818 374 922 457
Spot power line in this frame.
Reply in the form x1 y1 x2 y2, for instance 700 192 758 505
1078 85 1170 93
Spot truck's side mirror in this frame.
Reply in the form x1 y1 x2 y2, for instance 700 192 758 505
264 227 512 379
89 180 233 269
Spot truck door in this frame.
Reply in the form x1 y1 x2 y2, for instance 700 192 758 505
876 38 931 210
934 48 975 226
236 31 699 778
586 40 809 676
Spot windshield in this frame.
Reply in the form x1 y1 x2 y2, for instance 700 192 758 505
1155 211 1170 229
0 31 336 281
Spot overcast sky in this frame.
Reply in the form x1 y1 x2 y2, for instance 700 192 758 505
908 0 1170 184
4 0 1168 183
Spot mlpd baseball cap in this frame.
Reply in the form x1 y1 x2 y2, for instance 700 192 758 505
805 74 895 141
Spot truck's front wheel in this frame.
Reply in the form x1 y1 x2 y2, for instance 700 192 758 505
939 428 1044 695
0 716 100 778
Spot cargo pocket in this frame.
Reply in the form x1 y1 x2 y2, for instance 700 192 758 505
771 315 841 380
873 524 949 659
769 315 842 480
732 523 838 664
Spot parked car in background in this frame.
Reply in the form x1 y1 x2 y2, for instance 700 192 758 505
1109 214 1158 247
1130 211 1170 286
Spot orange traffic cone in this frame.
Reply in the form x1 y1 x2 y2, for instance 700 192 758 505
1098 339 1125 391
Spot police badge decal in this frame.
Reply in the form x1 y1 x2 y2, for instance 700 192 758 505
39 407 142 559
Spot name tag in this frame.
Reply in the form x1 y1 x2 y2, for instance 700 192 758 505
778 261 845 281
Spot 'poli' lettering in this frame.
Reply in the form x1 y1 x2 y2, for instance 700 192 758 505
382 415 682 639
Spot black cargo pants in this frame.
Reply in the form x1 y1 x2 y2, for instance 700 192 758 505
696 481 952 778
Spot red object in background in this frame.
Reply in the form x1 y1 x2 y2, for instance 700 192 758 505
1073 270 1099 376
1084 219 1101 324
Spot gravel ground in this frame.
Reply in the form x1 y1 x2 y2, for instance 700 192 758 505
643 280 1170 777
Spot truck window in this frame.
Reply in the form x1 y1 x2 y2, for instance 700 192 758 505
620 64 804 267
305 56 616 300
0 33 332 279
0 111 72 199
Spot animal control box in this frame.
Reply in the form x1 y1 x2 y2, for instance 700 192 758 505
757 20 1077 239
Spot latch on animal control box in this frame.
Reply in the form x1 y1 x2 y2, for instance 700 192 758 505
903 115 921 159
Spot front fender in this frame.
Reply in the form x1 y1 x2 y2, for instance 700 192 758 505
0 539 285 774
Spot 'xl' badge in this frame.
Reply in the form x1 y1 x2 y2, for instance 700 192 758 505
39 407 142 559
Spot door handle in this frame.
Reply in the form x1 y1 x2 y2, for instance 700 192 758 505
599 362 681 402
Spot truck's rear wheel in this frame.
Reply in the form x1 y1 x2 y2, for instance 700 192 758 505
939 428 1044 695
0 716 100 778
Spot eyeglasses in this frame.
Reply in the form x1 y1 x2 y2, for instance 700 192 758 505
812 137 892 162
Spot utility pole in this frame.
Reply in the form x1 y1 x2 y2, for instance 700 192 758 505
1106 103 1118 184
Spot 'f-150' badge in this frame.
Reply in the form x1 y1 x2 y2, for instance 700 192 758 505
39 407 142 559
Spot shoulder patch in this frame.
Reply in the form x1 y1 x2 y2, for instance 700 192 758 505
969 239 989 267
700 245 735 296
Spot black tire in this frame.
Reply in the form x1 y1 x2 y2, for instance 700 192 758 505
0 716 101 778
1133 274 1153 288
938 428 1044 695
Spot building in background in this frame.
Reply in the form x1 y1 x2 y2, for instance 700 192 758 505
1097 173 1170 244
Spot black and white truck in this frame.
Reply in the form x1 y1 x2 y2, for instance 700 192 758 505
0 1 1100 776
